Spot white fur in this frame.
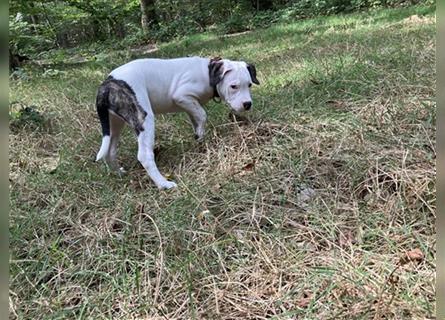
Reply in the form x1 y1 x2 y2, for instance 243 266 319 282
97 57 255 189
95 135 110 161
216 60 253 113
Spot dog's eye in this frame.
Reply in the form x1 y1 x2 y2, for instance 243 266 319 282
230 85 239 90
248 83 252 88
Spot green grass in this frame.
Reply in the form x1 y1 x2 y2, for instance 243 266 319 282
10 5 436 319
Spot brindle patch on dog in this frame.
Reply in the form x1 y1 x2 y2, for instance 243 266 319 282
96 76 147 135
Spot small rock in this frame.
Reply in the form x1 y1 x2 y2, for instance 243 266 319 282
296 185 316 207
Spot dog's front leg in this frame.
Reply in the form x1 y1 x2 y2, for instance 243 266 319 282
174 96 207 141
188 113 207 142
138 115 177 190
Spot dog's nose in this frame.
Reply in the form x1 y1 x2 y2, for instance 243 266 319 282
243 101 252 110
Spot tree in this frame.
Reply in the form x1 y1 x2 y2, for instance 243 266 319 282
140 0 157 33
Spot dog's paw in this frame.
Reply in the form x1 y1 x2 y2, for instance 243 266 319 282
194 134 204 143
158 180 178 190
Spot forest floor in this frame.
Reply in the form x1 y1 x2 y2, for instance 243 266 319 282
10 4 436 319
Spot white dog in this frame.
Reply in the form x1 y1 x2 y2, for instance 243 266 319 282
95 57 259 189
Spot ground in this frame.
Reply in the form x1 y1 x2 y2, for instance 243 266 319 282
9 5 436 319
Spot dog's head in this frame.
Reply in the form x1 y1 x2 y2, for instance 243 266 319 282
209 58 260 113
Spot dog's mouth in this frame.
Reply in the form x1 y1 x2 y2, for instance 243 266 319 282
227 104 249 114
223 97 252 113
229 105 240 112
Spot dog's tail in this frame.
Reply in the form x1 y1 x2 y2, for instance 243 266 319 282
95 84 111 161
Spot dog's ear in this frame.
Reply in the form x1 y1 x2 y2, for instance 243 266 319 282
246 63 260 85
209 58 224 87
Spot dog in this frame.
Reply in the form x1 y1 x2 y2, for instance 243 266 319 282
95 56 259 189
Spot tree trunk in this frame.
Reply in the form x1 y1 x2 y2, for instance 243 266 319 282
140 0 156 33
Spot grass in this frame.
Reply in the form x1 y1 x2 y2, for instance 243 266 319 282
9 5 436 319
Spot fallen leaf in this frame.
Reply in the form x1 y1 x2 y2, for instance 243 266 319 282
211 183 221 192
339 230 356 248
296 186 316 206
297 297 311 308
197 209 210 221
388 274 400 285
297 291 313 308
399 248 424 265
326 100 346 109
42 155 59 173
164 173 174 180
242 162 255 171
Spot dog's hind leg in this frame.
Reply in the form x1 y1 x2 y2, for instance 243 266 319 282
138 115 177 189
105 112 126 174
135 95 177 189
